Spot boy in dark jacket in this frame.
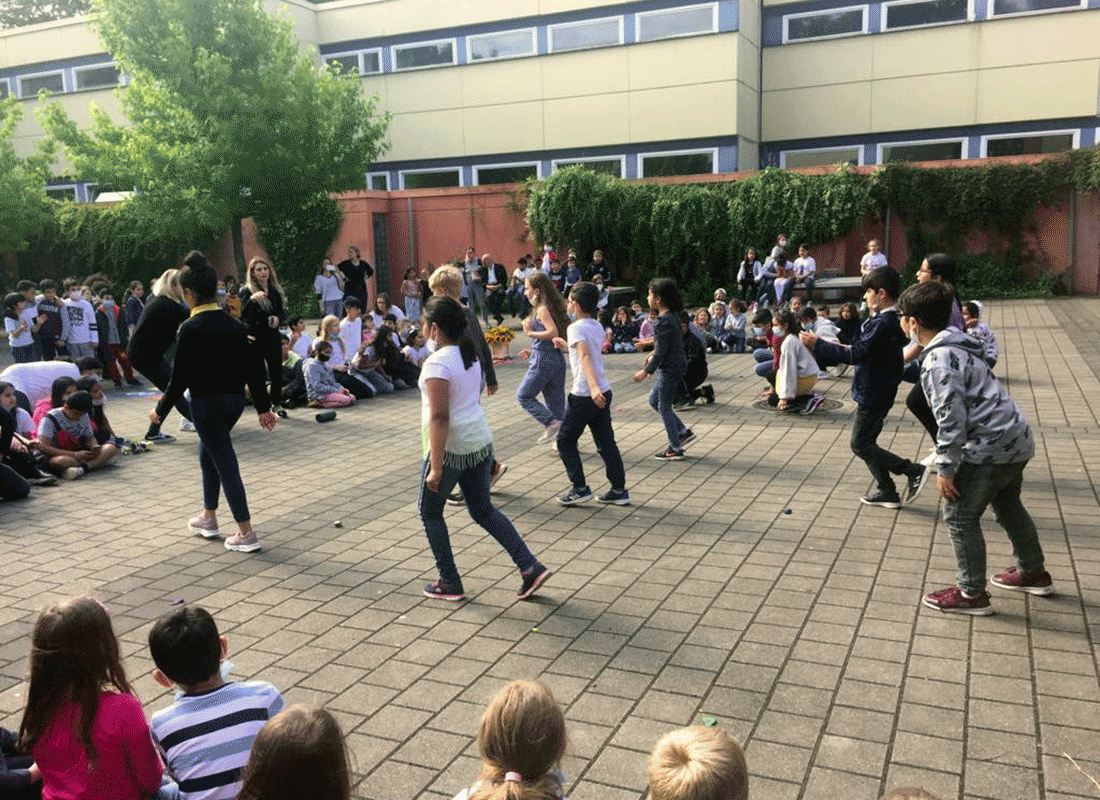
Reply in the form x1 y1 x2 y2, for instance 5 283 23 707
800 268 926 508
95 288 141 388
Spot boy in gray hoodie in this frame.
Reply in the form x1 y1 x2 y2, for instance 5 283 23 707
899 281 1053 615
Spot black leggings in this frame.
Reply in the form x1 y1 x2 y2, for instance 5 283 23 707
0 407 30 501
251 336 283 406
191 393 250 522
906 382 938 440
137 359 193 435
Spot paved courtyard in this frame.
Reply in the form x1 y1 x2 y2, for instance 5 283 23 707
1 297 1099 800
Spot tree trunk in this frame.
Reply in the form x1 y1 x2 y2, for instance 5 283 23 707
231 216 247 278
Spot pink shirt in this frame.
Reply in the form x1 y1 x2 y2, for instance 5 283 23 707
33 692 163 800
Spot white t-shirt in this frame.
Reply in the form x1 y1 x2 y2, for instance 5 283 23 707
793 256 816 278
370 306 406 328
339 317 363 361
403 344 430 366
567 317 610 397
325 336 347 369
313 273 344 303
64 299 96 344
291 331 313 359
5 315 32 349
861 252 888 272
418 344 491 459
0 361 79 406
5 405 35 437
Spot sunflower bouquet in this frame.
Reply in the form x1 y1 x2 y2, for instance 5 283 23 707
484 324 515 359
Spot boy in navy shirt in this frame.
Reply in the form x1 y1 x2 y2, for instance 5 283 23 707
800 267 926 508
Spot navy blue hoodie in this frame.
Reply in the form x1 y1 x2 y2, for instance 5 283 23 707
813 308 907 412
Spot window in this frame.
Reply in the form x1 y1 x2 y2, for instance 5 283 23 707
468 28 536 62
552 158 625 178
45 185 77 201
401 169 461 189
983 132 1076 157
879 140 963 162
325 54 360 74
393 39 456 71
783 6 867 42
549 17 623 53
637 4 717 42
640 150 716 177
325 50 381 75
0 79 8 99
367 172 390 190
884 0 968 29
74 63 120 91
782 147 861 168
19 71 63 97
991 0 1080 14
475 163 539 185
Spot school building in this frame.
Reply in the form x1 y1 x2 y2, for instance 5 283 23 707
1 0 1098 199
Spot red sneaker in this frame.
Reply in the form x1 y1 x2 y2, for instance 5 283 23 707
922 586 993 616
991 567 1054 596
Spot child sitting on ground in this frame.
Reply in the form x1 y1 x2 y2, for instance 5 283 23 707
303 340 355 408
746 307 771 352
36 390 119 480
725 300 748 353
403 330 431 367
633 307 658 352
647 725 748 800
149 605 285 800
237 706 350 800
452 680 567 800
609 306 639 353
962 301 998 368
75 375 123 446
32 376 76 428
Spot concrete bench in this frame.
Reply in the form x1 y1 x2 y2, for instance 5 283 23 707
812 275 863 301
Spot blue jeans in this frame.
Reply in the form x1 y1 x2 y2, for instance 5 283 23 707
944 461 1044 594
648 368 687 450
516 350 566 426
613 342 636 353
405 297 422 322
323 299 344 318
418 456 538 585
191 393 250 522
556 392 626 491
351 366 393 394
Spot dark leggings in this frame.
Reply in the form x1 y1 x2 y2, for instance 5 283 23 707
137 359 193 436
191 393 250 522
0 406 30 501
251 335 283 405
906 383 938 440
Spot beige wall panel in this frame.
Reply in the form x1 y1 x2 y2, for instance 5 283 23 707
738 139 760 172
763 84 871 139
738 34 760 91
541 49 630 99
740 0 762 47
763 39 873 91
315 0 541 40
975 12 1100 67
629 81 736 142
871 72 978 131
977 60 1100 122
626 34 738 90
871 25 978 78
738 82 759 138
385 108 466 160
544 93 630 148
539 0 634 13
462 100 545 155
0 17 102 68
383 69 465 114
266 0 318 46
461 59 545 105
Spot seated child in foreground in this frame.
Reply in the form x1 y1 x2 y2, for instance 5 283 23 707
35 390 118 480
647 726 748 800
236 706 352 800
149 606 285 800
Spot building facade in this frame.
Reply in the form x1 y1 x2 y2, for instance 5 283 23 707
1 0 1097 199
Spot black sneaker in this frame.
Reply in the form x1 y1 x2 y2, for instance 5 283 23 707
680 429 696 446
144 432 176 444
423 580 465 601
559 486 593 505
446 492 465 506
597 488 631 505
860 489 902 509
517 566 551 599
904 466 927 505
654 448 686 461
702 385 715 404
274 405 288 419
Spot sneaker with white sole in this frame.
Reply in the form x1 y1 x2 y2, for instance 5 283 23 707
597 488 631 505
517 566 551 599
904 466 928 505
990 566 1054 596
559 486 593 505
179 419 196 432
62 466 85 481
490 461 507 487
537 420 561 444
188 516 221 539
920 449 937 468
423 579 465 601
224 531 262 552
446 492 465 506
922 586 993 615
144 432 176 444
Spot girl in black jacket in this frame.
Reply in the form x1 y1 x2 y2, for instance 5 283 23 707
128 269 192 442
239 257 288 417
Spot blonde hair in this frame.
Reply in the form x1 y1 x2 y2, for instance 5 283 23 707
151 268 183 302
646 727 747 800
246 257 283 296
469 681 567 800
318 314 340 339
428 265 463 299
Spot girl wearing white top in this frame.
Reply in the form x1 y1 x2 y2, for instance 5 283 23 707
370 293 406 328
418 295 550 602
770 309 818 412
860 239 888 276
313 258 346 318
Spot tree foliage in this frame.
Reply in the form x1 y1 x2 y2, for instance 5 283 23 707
36 0 390 274
0 96 55 253
0 0 89 29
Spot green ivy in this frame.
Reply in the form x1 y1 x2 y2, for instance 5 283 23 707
253 192 344 317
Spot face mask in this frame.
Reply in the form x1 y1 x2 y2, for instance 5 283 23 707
544 245 552 252
779 239 787 248
568 312 577 322
217 288 226 296
773 326 785 337
92 397 104 407
326 265 336 272
180 298 190 310
101 300 114 308
69 290 82 300
318 352 331 362
752 327 763 336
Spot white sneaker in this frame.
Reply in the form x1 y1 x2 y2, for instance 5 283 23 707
62 466 85 481
920 449 937 469
818 371 833 380
179 419 196 432
833 363 849 377
537 420 561 444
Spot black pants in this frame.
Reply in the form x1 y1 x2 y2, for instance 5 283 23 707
556 391 626 491
740 279 756 301
137 358 193 437
335 370 375 398
191 393 250 522
0 407 30 501
486 288 504 322
906 383 938 440
251 335 283 406
850 405 917 495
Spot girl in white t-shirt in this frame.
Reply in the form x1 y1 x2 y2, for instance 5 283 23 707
451 680 568 800
418 295 549 602
4 293 36 363
287 316 313 360
313 258 346 318
860 239 888 276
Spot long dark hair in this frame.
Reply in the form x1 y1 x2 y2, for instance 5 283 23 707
774 309 801 337
424 295 476 369
18 597 134 765
50 376 77 409
4 292 23 321
525 271 570 339
742 248 757 268
649 277 683 313
238 706 351 800
371 325 400 369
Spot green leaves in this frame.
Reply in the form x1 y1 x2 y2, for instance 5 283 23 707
254 192 343 316
0 97 55 253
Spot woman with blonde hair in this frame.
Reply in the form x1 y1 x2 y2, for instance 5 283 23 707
240 257 288 417
129 268 192 442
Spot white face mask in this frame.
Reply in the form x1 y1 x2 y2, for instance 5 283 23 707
69 290 83 300
101 299 114 308
773 326 785 337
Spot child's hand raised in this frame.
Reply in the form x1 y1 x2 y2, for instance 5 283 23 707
551 337 568 352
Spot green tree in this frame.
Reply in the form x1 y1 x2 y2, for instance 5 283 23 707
0 96 54 254
0 0 90 29
37 0 390 274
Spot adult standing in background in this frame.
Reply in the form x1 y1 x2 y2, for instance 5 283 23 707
239 258 288 418
481 253 507 325
129 269 192 444
463 247 483 320
337 246 373 314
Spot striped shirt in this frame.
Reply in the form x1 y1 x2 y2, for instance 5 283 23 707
150 681 284 800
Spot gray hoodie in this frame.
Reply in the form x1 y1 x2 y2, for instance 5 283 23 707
920 328 1033 479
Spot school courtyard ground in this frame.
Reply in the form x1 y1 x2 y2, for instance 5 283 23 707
1 297 1098 800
